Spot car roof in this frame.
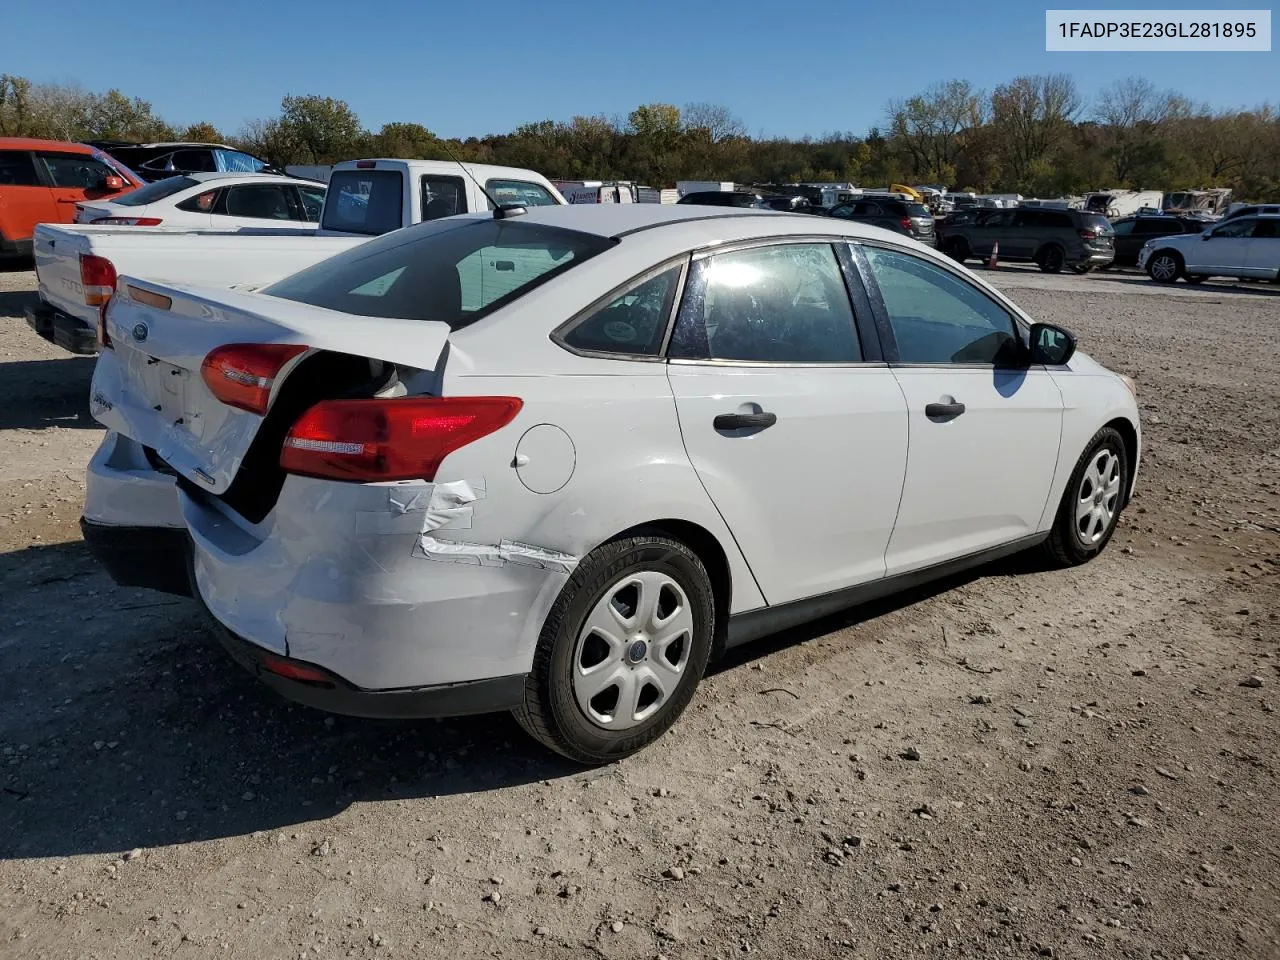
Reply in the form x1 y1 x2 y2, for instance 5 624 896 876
126 142 235 150
180 172 323 186
0 136 99 153
452 203 904 244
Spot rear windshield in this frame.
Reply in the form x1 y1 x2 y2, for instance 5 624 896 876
1080 213 1114 234
264 218 615 330
113 176 198 206
907 203 932 218
321 169 404 236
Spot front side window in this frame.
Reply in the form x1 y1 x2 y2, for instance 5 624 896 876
861 245 1019 365
0 151 43 186
215 149 266 174
560 265 682 357
485 178 558 208
38 153 115 188
1254 219 1279 239
1111 219 1135 236
669 243 862 364
223 184 297 220
321 169 403 235
297 186 326 221
170 150 217 173
1212 218 1255 239
264 219 614 330
421 175 466 221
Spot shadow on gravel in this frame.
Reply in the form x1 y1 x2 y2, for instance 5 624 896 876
0 538 1051 861
0 540 581 861
0 357 100 430
0 288 37 317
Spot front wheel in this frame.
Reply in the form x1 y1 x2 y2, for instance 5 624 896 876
1038 245 1065 273
514 535 715 764
1042 426 1130 567
1146 251 1183 283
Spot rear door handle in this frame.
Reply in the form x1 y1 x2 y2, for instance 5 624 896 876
714 412 777 431
924 401 966 420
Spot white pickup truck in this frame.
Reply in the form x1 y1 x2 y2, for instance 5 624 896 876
26 159 565 353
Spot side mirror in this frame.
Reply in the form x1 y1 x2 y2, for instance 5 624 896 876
1201 232 1213 240
103 175 125 191
1028 323 1076 366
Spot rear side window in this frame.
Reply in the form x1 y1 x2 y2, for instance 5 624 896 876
215 149 266 174
669 243 862 364
485 179 558 208
170 150 217 173
114 176 199 206
297 186 326 221
322 170 404 235
176 189 218 213
264 219 615 330
421 175 466 221
559 264 682 357
906 204 931 218
0 150 41 186
1080 214 1114 234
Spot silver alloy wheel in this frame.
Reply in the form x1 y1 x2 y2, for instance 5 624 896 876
1075 447 1122 546
572 571 694 730
1149 254 1179 281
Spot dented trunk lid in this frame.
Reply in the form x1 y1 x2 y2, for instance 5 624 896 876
90 278 452 494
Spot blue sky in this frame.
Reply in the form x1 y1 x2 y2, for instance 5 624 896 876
2 0 1274 138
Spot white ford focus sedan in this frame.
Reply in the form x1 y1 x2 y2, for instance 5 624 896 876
81 204 1140 763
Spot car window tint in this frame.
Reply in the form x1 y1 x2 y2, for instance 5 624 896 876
1012 209 1038 228
1254 219 1279 239
297 186 325 221
485 178 558 208
0 150 41 186
862 246 1018 365
175 189 218 213
669 244 862 364
562 265 681 357
223 184 296 220
170 150 217 173
38 153 114 188
1212 218 1255 238
1112 219 1135 236
216 150 266 173
321 169 402 235
421 175 465 221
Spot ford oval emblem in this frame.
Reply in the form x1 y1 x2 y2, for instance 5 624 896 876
131 322 148 343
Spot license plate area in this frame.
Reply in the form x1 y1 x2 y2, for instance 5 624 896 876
126 349 190 430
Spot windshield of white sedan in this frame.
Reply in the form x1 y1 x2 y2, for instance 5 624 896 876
264 219 615 329
112 177 197 206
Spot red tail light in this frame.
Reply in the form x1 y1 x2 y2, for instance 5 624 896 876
90 216 163 226
901 217 913 231
79 254 117 307
281 397 523 483
200 343 308 415
1079 229 1098 239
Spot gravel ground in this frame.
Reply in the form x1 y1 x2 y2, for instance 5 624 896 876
1 262 1277 960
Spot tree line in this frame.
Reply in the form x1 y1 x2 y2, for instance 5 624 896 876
2 72 1277 199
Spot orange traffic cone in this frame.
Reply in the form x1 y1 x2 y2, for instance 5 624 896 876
988 241 999 270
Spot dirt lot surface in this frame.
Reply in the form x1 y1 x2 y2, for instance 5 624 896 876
1 262 1277 960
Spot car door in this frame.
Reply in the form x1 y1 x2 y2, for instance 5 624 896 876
855 243 1063 575
1188 217 1255 274
36 151 125 223
215 183 306 229
969 209 1012 259
665 240 909 604
1111 218 1138 261
0 149 58 243
1244 218 1280 278
1008 209 1043 259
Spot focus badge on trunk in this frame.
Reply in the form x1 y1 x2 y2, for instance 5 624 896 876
131 323 149 343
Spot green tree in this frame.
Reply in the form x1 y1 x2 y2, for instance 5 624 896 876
278 94 365 164
180 121 225 144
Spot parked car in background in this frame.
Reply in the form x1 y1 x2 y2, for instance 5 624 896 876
0 137 142 260
1107 214 1205 267
1138 213 1280 284
827 197 936 245
73 173 327 229
89 141 279 182
677 191 766 208
28 159 566 353
80 203 1139 763
759 195 815 213
1219 203 1280 222
937 207 1114 273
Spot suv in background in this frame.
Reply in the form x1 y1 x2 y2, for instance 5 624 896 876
1220 203 1280 222
1109 214 1204 266
0 137 142 259
89 141 279 182
1138 214 1280 284
937 207 1114 273
676 191 766 208
827 197 936 245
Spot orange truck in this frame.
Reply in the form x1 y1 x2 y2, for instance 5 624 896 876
0 137 142 260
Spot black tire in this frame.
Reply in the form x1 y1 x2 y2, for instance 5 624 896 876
1037 245 1065 273
945 239 970 263
1146 250 1183 283
1184 274 1207 285
1042 426 1130 568
513 535 715 764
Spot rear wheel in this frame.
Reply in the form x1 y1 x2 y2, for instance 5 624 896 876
1037 245 1065 273
514 535 715 764
1146 250 1183 283
1042 426 1129 567
945 239 970 263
